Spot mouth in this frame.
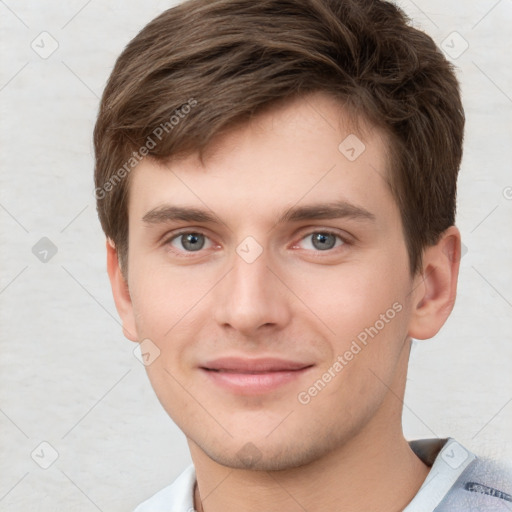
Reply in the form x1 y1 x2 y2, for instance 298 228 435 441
200 357 314 394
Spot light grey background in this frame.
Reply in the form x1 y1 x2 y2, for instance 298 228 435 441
0 1 511 510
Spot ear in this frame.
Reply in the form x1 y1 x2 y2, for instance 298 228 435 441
407 226 461 340
106 239 138 342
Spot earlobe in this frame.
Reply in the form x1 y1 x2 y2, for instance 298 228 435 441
407 226 461 340
106 239 138 342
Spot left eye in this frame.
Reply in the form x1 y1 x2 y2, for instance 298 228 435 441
169 232 213 252
298 232 345 251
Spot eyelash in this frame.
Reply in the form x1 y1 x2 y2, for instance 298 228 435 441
164 228 351 258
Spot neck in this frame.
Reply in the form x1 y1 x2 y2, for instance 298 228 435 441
191 419 429 512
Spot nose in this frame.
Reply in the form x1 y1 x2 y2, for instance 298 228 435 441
212 245 292 337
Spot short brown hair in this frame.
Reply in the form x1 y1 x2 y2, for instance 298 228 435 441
94 0 464 276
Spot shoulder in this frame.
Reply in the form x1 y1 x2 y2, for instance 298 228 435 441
406 438 512 512
133 464 196 512
436 454 512 511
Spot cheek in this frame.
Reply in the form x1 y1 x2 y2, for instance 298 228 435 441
296 252 412 397
127 264 206 427
302 262 407 339
128 260 213 341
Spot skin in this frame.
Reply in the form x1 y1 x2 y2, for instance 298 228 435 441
107 93 461 512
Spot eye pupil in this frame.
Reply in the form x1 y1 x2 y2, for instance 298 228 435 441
312 233 336 250
182 233 205 251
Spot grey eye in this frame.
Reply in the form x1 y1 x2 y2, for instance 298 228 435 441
310 232 338 250
176 233 206 251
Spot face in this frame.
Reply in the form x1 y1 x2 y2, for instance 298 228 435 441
117 93 425 470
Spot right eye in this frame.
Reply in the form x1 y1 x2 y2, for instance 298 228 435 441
167 231 214 253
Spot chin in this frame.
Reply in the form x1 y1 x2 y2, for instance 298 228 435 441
196 436 332 472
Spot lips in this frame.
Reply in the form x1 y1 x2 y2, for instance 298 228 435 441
200 357 314 394
202 357 312 373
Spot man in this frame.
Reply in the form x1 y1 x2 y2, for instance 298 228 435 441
93 0 511 510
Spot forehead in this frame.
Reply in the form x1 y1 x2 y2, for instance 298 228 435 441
128 93 397 229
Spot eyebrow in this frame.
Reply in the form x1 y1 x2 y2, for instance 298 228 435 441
142 200 376 226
